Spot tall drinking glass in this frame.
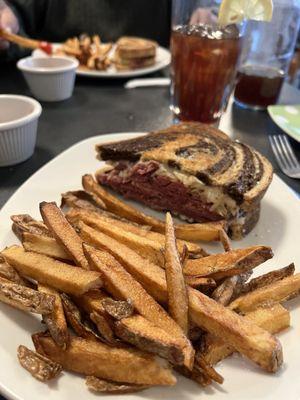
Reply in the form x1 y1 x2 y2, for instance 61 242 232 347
171 0 244 124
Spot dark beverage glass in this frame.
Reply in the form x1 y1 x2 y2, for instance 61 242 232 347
171 0 243 125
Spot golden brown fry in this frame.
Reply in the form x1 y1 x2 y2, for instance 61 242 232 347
101 298 134 320
83 244 195 370
33 333 176 386
184 246 273 279
73 289 109 315
184 276 216 289
17 345 62 382
79 222 168 303
188 287 282 372
219 229 232 252
82 174 225 241
61 293 101 341
86 376 149 394
0 255 30 286
11 214 50 240
164 212 189 335
230 272 300 313
23 232 72 261
38 284 69 349
175 365 212 387
61 190 106 211
79 223 282 372
2 246 102 296
212 273 250 306
67 206 202 256
0 277 54 314
195 354 224 384
114 315 185 365
241 264 295 294
90 312 116 344
200 304 290 365
40 202 90 269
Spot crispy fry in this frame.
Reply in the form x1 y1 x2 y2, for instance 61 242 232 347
2 246 102 296
184 246 273 279
73 289 109 315
17 345 62 382
0 255 30 286
195 354 224 384
101 298 134 320
200 304 290 365
90 312 116 344
164 212 189 335
40 202 90 269
212 273 250 306
82 174 225 241
23 232 72 261
86 376 150 394
61 190 106 211
0 277 54 314
79 223 282 372
61 294 101 341
114 315 185 365
184 276 216 289
241 264 295 294
219 229 232 252
79 222 168 303
11 214 50 240
38 284 69 349
83 244 195 370
67 207 202 256
33 333 176 386
230 272 300 313
175 365 212 387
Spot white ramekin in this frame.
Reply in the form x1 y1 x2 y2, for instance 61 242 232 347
17 56 79 102
0 95 42 166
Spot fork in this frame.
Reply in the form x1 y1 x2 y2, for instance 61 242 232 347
269 134 300 179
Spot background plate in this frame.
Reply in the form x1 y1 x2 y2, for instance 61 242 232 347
33 45 171 79
0 133 300 400
268 104 300 143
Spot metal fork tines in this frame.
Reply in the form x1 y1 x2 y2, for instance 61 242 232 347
269 134 300 179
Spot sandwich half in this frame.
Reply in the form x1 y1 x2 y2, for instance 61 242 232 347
95 123 273 239
114 36 157 70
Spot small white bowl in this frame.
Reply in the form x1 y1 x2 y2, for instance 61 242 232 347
0 95 42 166
17 56 79 102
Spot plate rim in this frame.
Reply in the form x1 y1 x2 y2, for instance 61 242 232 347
268 105 300 143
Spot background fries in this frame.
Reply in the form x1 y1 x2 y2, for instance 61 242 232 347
22 232 72 261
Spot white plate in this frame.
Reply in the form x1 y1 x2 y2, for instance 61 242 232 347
0 132 300 400
33 44 171 78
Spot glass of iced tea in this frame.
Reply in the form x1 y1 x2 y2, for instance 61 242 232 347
234 1 300 110
170 0 244 124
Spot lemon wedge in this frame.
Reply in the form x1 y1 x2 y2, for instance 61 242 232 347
218 0 273 26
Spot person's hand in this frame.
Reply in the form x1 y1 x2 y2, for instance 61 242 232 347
0 0 19 50
190 8 217 25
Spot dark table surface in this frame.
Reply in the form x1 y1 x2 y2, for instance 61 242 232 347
1 64 300 208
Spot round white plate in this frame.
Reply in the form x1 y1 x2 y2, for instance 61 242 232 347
32 44 171 78
0 132 300 400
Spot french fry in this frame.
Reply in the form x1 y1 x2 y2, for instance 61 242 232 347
1 246 102 296
219 229 232 252
184 276 216 289
73 289 109 315
194 355 224 384
0 277 54 314
164 212 189 335
86 376 150 394
200 304 290 365
79 223 168 303
184 246 273 279
188 287 283 372
32 333 176 386
101 298 134 320
82 174 225 241
241 264 295 294
38 284 69 349
17 345 62 382
61 190 106 211
66 207 203 256
114 315 186 365
212 272 251 306
83 244 195 370
40 202 90 269
79 223 282 372
90 312 116 345
229 273 300 313
0 255 30 286
11 214 50 240
23 232 72 261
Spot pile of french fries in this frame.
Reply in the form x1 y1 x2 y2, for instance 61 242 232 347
0 173 299 394
55 34 113 71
